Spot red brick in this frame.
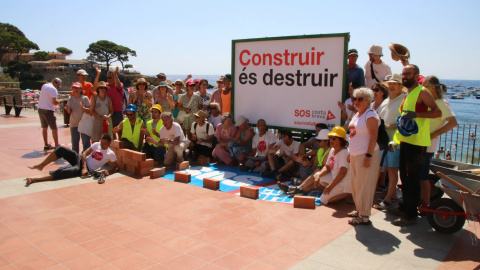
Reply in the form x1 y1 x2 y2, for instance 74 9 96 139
122 157 154 169
203 178 220 190
154 161 159 167
176 161 190 170
120 149 146 162
174 172 191 183
240 186 259 199
293 196 316 209
150 168 165 179
135 167 152 177
197 156 210 166
111 140 124 149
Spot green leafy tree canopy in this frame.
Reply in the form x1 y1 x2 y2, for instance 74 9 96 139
56 47 72 55
33 51 51 61
86 40 136 71
0 23 39 61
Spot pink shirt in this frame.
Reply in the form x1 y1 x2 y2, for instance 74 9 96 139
107 82 124 112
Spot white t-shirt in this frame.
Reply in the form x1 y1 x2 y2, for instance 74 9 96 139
345 98 354 118
427 98 455 153
160 122 187 146
38 82 58 111
86 142 117 171
325 148 351 192
364 61 392 88
209 114 222 129
198 92 212 108
276 139 300 158
378 92 406 141
348 109 380 156
252 131 277 157
190 122 214 147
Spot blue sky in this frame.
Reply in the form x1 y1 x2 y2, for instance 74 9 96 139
2 0 479 80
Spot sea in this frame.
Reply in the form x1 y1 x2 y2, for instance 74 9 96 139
165 76 480 125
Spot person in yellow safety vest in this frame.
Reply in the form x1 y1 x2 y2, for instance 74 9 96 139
141 104 166 162
388 65 442 227
112 104 145 151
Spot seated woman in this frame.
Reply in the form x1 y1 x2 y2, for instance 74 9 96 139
189 110 214 164
228 115 255 164
283 127 351 205
212 113 237 166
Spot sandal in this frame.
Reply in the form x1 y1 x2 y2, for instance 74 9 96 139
277 181 289 193
25 178 35 187
43 144 54 151
348 216 372 226
373 200 393 210
347 210 359 217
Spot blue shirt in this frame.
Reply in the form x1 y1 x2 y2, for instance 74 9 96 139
346 65 365 99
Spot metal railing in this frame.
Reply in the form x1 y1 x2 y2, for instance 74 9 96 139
437 124 479 165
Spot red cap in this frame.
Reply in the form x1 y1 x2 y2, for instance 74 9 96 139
186 80 195 86
194 78 201 83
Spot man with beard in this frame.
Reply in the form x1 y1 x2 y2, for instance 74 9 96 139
364 45 392 88
388 65 441 226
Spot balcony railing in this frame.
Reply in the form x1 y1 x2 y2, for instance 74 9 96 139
437 124 479 165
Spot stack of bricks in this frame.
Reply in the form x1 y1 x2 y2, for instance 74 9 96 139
112 140 155 177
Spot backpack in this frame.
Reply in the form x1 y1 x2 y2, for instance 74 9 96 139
194 122 210 136
366 109 389 151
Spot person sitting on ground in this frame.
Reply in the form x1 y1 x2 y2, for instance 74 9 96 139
240 119 277 172
261 130 300 180
208 102 222 130
26 134 118 186
212 113 238 166
141 104 165 163
64 82 91 153
188 110 214 163
229 116 255 164
90 81 113 143
113 104 145 151
129 78 152 123
146 112 187 166
298 123 328 168
278 129 331 192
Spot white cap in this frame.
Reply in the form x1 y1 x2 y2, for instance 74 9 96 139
315 129 330 140
235 115 248 126
77 69 88 76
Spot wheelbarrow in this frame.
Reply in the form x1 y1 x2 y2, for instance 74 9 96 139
419 172 480 234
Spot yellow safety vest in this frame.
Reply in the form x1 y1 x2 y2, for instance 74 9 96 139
394 86 431 146
122 118 143 148
146 119 164 146
317 147 331 166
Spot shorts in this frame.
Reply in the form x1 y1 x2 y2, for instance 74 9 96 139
421 152 434 180
38 109 57 130
381 149 400 169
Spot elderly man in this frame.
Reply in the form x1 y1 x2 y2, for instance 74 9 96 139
364 45 392 88
142 104 165 162
240 119 277 172
346 49 365 99
26 134 118 185
389 65 441 226
76 69 94 99
94 65 124 131
261 130 300 180
374 74 405 210
113 104 145 151
38 78 62 150
147 112 187 166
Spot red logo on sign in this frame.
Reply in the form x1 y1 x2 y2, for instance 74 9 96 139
257 141 267 153
92 151 103 161
326 110 335 120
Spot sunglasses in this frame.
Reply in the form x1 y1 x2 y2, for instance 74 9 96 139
175 83 183 86
372 88 380 92
352 97 364 102
209 107 217 110
188 85 195 87
158 76 166 79
126 113 135 117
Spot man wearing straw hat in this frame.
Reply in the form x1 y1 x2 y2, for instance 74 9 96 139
364 45 392 88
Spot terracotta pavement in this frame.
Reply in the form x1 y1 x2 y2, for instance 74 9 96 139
0 109 478 270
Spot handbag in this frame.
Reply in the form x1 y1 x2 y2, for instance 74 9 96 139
78 113 93 137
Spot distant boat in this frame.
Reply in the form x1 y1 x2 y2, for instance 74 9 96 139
454 84 461 87
476 95 480 99
450 94 464 99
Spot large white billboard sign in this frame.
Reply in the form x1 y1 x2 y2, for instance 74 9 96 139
233 34 347 130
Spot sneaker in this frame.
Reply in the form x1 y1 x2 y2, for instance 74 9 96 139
43 144 54 151
276 173 286 181
277 181 290 193
392 217 417 226
98 173 106 184
374 200 393 210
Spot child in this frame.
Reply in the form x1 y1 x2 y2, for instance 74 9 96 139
291 156 315 185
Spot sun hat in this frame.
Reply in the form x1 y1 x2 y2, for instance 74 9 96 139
95 81 108 91
388 43 410 62
186 80 195 86
174 79 184 87
347 49 358 56
71 82 83 89
396 116 418 137
125 104 137 113
386 74 403 84
77 69 88 76
166 79 173 86
194 110 208 120
315 129 330 140
216 76 224 84
134 78 150 86
328 126 347 139
151 104 162 113
156 73 166 78
235 115 248 126
158 81 169 87
367 45 383 56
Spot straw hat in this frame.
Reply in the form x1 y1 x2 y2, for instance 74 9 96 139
134 78 150 86
95 81 108 91
388 43 410 62
174 79 184 87
216 76 224 84
194 110 208 120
